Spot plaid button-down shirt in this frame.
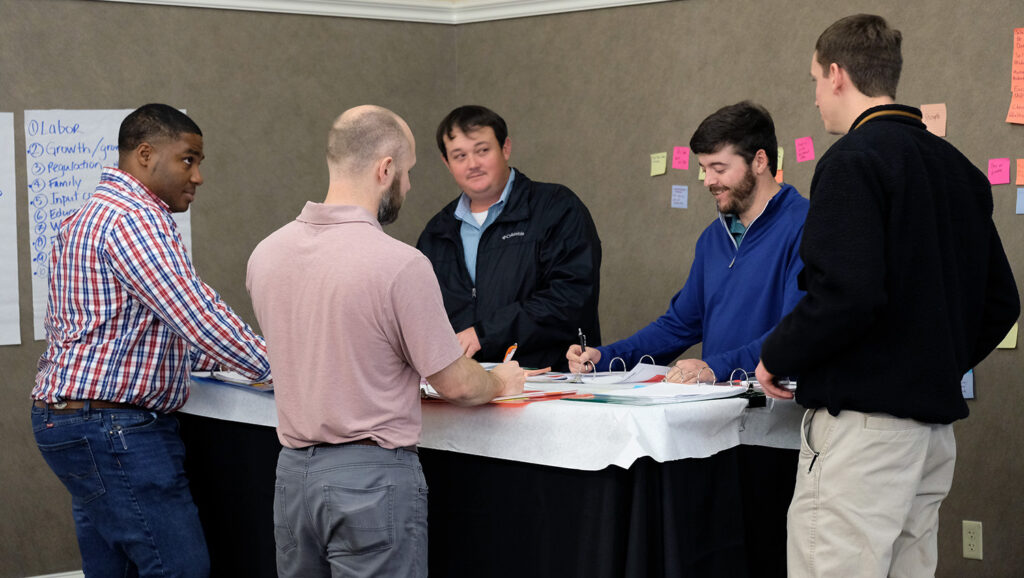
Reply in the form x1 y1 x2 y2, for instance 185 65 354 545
33 167 270 412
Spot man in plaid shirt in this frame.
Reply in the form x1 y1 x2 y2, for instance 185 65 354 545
31 103 271 577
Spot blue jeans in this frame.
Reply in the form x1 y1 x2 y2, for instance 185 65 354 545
31 402 210 577
275 443 428 578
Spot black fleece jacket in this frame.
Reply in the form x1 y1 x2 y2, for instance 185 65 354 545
761 105 1019 423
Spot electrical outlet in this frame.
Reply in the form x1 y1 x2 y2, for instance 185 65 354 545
962 520 983 560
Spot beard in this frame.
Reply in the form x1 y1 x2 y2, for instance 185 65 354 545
711 166 757 216
377 176 404 225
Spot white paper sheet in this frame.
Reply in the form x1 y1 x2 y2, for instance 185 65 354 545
0 112 20 345
25 109 192 340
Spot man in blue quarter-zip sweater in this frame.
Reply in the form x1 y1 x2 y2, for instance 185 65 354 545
568 101 808 384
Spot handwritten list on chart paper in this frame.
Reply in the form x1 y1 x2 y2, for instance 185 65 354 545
24 110 192 340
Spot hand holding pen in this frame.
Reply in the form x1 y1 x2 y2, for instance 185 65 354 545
565 328 600 373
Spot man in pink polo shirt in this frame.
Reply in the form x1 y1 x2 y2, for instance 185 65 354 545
246 105 524 577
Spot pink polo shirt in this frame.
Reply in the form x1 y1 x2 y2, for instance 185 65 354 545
246 202 462 449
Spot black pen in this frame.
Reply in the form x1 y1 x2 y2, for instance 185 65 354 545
578 327 587 352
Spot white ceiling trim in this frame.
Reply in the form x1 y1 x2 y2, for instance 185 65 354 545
93 0 674 24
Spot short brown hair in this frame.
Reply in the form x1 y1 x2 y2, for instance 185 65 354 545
690 101 778 176
815 14 902 99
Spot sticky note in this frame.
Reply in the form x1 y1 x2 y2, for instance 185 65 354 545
1017 188 1024 214
1007 28 1024 124
795 137 815 162
651 152 667 176
997 322 1018 349
777 146 785 171
920 103 947 137
961 369 974 400
672 147 690 170
775 170 784 184
988 158 1010 185
1017 159 1024 185
671 185 688 209
698 166 706 181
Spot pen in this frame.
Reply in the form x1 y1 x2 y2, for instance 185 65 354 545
503 343 518 362
578 328 587 353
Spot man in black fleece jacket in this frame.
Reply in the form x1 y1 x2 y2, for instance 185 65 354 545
756 14 1019 578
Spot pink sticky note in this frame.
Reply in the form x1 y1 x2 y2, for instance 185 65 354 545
795 137 816 162
988 158 1010 185
672 146 690 170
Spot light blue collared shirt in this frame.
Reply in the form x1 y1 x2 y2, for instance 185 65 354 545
454 168 515 284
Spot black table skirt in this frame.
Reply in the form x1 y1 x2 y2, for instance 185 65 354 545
177 413 796 578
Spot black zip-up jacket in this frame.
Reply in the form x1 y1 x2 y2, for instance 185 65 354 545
416 169 601 371
761 105 1019 423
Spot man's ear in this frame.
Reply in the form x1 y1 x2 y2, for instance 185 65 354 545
501 137 511 161
134 142 154 168
440 153 452 172
377 156 395 186
829 62 844 93
753 149 770 175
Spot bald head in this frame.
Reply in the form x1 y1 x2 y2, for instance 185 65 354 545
327 105 413 177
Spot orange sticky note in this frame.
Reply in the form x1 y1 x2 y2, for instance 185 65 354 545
920 103 947 137
1007 28 1024 124
1017 159 1024 185
775 170 784 184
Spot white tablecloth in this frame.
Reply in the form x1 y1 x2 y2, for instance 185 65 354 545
181 377 802 471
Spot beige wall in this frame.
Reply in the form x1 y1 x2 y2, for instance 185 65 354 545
1 0 1021 576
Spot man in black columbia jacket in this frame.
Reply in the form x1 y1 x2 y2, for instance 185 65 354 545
416 105 601 371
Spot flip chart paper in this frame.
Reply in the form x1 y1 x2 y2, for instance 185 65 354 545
25 109 192 340
0 112 20 345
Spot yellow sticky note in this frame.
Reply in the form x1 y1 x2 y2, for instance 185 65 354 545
997 322 1018 349
777 146 785 171
650 152 667 176
698 166 706 181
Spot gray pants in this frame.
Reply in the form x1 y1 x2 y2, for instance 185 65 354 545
274 443 428 578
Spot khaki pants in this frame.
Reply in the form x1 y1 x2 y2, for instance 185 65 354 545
787 408 956 578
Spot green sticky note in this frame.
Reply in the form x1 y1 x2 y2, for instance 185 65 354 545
650 152 667 176
698 166 706 181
